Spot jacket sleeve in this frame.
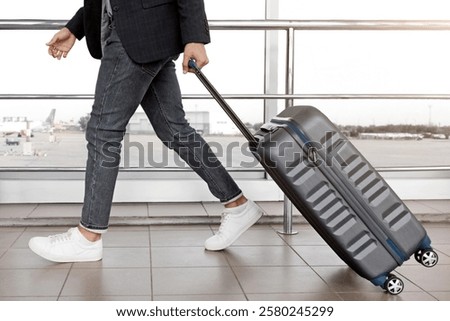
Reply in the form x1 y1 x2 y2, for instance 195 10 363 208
65 7 85 40
177 0 211 45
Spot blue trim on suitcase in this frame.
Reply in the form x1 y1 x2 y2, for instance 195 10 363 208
386 239 408 262
371 274 388 287
271 118 319 163
271 118 312 147
419 235 432 250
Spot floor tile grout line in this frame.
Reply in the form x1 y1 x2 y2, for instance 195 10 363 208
26 204 40 218
224 226 308 301
148 225 154 302
200 202 211 218
56 263 74 301
268 224 311 266
395 268 443 300
8 226 29 252
415 200 449 214
268 225 346 296
201 200 217 235
424 291 440 301
212 249 250 301
435 248 450 259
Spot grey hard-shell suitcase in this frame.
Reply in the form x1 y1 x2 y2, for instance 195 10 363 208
189 60 439 294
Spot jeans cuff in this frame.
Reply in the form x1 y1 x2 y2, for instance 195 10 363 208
221 191 243 205
79 222 108 234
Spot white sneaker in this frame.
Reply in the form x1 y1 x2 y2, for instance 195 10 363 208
205 200 263 251
28 227 103 263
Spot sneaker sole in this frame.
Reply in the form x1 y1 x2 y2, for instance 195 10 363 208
28 240 102 263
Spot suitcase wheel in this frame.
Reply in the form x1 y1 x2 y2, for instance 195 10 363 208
414 249 439 268
384 274 404 295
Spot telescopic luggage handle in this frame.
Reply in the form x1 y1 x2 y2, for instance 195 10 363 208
189 59 257 144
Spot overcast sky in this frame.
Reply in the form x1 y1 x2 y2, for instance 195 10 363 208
1 0 449 126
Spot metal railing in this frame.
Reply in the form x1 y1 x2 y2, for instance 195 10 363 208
2 19 450 230
2 93 450 100
2 19 450 30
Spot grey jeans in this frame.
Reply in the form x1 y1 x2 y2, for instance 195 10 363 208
80 23 242 232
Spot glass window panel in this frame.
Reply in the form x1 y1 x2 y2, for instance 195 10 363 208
291 29 450 167
294 31 450 95
178 31 265 95
2 1 449 171
125 99 264 169
0 31 99 95
0 29 265 170
292 99 450 167
0 97 264 169
1 0 81 19
0 100 90 167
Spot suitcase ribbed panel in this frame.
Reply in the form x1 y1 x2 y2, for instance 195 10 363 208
315 193 338 212
342 154 359 169
348 232 378 260
320 201 345 220
327 209 357 236
341 153 359 168
286 157 315 186
322 132 345 156
366 184 389 206
286 156 302 172
285 147 360 238
332 137 426 256
340 150 390 206
355 171 375 187
347 163 368 181
360 176 379 194
292 167 315 185
306 182 330 204
382 203 412 231
305 182 358 236
319 198 342 218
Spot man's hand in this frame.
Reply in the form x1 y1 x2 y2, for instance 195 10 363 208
46 27 76 60
183 43 209 74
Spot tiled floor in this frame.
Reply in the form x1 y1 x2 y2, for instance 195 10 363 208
0 201 449 301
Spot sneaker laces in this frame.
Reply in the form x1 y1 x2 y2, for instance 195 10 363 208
217 213 232 234
49 229 74 244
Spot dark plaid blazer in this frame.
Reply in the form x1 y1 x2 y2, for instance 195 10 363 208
65 0 210 63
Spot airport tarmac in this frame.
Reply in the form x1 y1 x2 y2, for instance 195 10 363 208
1 131 450 168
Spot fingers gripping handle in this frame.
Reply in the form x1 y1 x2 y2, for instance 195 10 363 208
188 59 200 72
188 59 257 144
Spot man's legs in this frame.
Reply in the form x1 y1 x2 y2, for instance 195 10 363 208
29 30 263 263
140 60 242 204
28 27 175 262
140 60 263 250
80 35 168 234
